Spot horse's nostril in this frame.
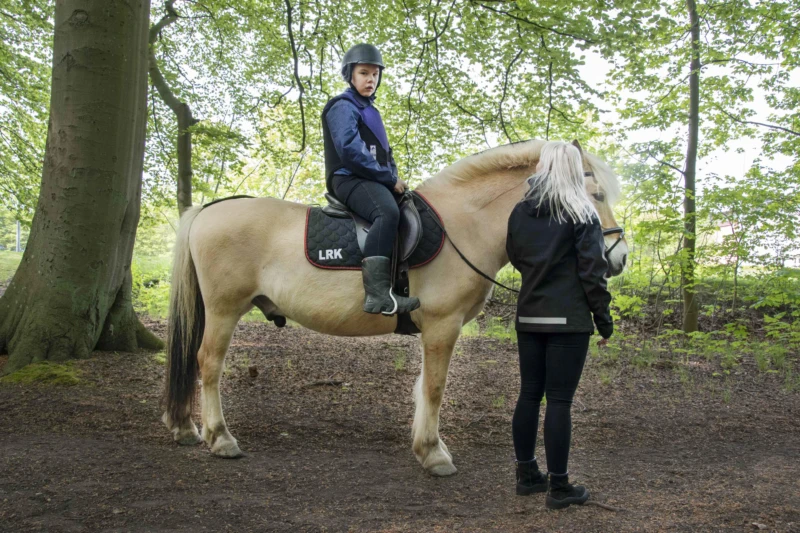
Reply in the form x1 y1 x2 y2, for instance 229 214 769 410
622 255 627 267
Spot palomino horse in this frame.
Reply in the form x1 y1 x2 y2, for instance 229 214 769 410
163 139 628 476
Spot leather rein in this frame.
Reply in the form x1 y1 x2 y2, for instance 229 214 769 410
419 171 624 295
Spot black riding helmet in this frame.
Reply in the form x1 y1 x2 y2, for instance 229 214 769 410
341 43 385 92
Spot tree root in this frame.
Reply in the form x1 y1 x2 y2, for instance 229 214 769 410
136 320 165 350
585 500 629 512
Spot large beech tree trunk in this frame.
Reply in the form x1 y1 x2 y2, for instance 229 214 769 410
0 0 161 374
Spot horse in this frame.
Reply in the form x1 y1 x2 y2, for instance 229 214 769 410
163 138 628 477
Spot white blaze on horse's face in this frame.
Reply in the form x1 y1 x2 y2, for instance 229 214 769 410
603 230 628 276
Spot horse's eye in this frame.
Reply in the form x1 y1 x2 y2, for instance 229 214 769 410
592 192 605 202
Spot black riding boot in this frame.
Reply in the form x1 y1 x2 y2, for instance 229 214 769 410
546 472 589 509
515 458 548 495
361 256 420 315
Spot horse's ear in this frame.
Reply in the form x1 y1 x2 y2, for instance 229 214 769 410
571 139 584 155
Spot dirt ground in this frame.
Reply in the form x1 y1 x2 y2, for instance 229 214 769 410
1 318 798 532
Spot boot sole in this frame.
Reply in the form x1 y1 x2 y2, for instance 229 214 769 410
381 305 420 316
516 483 548 496
545 490 590 509
363 303 420 315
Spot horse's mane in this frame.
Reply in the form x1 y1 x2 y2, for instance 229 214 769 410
420 139 621 206
425 139 546 185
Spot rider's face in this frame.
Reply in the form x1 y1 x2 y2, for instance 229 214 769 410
351 64 381 97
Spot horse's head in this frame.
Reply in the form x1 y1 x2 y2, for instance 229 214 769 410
572 140 628 277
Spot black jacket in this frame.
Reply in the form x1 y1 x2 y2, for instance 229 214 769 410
506 196 613 337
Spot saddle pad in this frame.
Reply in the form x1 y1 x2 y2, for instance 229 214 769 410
305 192 445 270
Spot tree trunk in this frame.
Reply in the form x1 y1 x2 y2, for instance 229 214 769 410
148 0 195 215
0 0 162 374
682 0 700 333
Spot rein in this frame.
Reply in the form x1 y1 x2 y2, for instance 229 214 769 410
417 197 522 293
416 170 625 295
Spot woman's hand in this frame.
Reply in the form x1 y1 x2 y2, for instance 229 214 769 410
394 178 408 194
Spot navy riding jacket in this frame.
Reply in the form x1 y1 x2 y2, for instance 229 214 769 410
322 88 398 192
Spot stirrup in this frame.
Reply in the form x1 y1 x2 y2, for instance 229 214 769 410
381 291 399 316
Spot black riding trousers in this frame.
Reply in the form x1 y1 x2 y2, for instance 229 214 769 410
512 331 589 474
332 174 399 258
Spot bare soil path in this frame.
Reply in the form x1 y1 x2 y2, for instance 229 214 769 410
1 320 798 532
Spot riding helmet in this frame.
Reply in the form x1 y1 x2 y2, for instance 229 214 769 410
341 43 385 90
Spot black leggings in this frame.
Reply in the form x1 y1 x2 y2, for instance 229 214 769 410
332 174 399 258
512 331 589 474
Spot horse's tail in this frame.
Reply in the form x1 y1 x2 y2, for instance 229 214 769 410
164 206 205 426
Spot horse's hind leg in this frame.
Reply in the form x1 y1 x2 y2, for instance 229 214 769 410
163 401 202 445
198 310 243 458
412 318 461 477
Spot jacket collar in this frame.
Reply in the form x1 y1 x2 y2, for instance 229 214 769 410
344 88 375 108
521 188 551 216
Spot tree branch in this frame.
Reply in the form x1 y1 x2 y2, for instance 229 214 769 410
701 57 782 68
149 87 175 171
472 1 595 43
148 1 183 114
0 9 22 22
715 106 800 138
148 1 196 214
635 143 686 176
651 74 691 106
650 152 685 175
498 48 523 143
432 42 487 126
542 36 553 140
282 151 307 199
402 43 427 172
285 0 306 152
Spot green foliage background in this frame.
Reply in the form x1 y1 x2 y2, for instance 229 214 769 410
1 0 799 384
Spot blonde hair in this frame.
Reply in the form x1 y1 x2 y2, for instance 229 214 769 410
524 141 598 224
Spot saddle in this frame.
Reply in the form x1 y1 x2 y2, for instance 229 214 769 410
321 191 423 263
304 191 446 334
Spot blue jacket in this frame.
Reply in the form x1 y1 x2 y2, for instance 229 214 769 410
322 89 398 191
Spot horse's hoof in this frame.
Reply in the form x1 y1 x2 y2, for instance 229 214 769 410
163 412 202 446
211 438 244 459
212 446 244 459
176 432 203 446
428 462 458 477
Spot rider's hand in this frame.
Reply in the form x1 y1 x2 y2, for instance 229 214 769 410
393 178 407 194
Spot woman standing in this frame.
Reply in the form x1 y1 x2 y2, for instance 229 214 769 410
506 141 614 509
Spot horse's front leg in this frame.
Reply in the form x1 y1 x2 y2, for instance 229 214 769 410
412 318 461 476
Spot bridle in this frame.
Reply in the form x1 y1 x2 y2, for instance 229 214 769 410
418 169 625 295
585 170 625 257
